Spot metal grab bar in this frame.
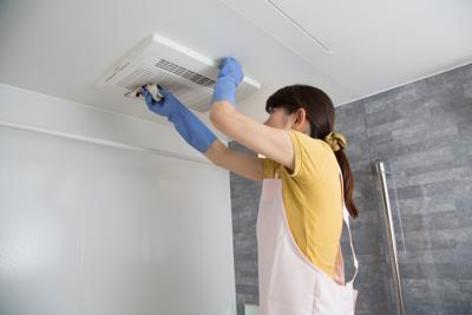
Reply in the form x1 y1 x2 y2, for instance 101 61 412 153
375 161 406 315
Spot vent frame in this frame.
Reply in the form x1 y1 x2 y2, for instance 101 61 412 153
95 33 261 112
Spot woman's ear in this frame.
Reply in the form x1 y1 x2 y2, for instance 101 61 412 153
295 107 307 125
292 108 311 134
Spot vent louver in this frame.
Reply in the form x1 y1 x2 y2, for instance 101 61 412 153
155 59 216 88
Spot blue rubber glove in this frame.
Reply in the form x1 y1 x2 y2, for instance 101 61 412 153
211 57 244 106
141 85 217 154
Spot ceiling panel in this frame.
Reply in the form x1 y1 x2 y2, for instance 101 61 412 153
0 0 471 127
222 0 472 104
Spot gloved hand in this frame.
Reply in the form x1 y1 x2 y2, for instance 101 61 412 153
141 85 217 154
211 56 244 106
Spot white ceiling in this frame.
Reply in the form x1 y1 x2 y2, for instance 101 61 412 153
1 0 471 131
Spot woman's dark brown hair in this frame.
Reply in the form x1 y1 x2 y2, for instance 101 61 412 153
265 84 359 218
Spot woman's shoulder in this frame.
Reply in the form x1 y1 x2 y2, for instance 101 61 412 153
279 130 336 182
262 130 335 178
288 129 333 154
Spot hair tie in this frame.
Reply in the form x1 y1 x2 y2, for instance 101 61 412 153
324 131 347 152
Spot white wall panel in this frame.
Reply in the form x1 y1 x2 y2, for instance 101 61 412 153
0 84 236 315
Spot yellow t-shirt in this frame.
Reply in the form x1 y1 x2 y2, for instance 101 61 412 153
262 129 343 279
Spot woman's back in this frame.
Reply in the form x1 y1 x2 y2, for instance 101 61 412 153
262 129 343 279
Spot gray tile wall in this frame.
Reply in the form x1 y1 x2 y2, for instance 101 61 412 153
228 141 261 315
354 63 472 315
335 100 394 315
229 63 472 315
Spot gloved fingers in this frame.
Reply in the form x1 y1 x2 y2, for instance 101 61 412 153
140 85 159 102
140 85 150 97
155 84 171 100
141 87 158 110
217 56 243 81
218 57 231 75
141 84 167 103
218 57 227 70
140 87 152 101
219 57 235 69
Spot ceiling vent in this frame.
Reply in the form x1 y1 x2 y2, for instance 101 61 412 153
96 33 261 112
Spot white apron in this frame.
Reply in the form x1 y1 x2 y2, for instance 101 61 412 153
256 164 359 315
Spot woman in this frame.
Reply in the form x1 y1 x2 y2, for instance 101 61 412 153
141 57 359 315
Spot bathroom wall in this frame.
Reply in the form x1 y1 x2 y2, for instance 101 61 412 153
343 63 472 315
0 84 237 315
228 142 262 315
229 63 472 315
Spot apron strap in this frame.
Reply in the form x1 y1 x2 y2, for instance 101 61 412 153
333 244 345 285
337 163 359 285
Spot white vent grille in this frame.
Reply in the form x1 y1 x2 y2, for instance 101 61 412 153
96 33 260 112
155 59 216 88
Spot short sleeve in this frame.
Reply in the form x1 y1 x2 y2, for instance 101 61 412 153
282 129 329 183
261 157 276 178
